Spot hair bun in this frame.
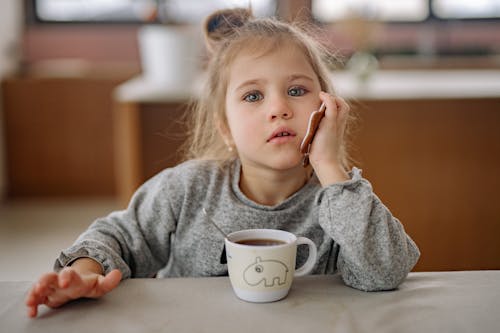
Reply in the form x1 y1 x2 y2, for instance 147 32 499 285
204 8 252 53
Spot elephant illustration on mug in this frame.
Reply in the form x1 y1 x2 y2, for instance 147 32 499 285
243 257 289 287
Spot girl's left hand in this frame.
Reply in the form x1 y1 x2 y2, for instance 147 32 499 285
307 92 350 185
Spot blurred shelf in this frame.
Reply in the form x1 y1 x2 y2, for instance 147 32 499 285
332 69 500 100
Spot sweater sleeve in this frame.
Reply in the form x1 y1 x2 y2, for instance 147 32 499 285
317 168 420 291
54 171 178 279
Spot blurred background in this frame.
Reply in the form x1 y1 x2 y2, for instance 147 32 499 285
0 0 499 280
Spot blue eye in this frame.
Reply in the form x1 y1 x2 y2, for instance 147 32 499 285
243 91 263 102
288 87 306 97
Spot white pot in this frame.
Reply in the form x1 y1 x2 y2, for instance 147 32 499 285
138 25 201 90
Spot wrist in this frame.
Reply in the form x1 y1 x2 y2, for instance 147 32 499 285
69 257 104 276
313 161 350 187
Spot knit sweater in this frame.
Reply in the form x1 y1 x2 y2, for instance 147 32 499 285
55 159 420 291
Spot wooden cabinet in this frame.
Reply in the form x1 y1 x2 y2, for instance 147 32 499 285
113 101 189 205
1 75 129 197
350 98 500 272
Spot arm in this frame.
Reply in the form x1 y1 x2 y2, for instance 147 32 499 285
26 169 180 318
309 93 419 290
317 170 420 291
54 169 180 279
26 168 183 318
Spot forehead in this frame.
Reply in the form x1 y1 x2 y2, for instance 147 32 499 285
227 40 316 87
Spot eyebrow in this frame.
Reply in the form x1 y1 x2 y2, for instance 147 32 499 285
233 74 315 92
288 74 315 83
234 79 265 92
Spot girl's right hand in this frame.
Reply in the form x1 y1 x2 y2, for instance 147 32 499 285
25 266 122 318
307 92 350 186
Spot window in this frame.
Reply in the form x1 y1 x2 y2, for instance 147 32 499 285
163 0 277 23
312 0 500 22
432 0 500 19
32 0 277 23
35 0 152 22
312 0 429 22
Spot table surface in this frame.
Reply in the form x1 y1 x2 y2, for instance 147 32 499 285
1 271 499 333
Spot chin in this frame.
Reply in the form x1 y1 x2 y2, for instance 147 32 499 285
267 156 304 171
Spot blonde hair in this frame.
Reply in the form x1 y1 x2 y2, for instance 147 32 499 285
180 8 354 170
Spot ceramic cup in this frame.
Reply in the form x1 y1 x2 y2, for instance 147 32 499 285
225 229 317 303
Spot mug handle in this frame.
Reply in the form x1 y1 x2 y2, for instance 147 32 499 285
294 237 318 277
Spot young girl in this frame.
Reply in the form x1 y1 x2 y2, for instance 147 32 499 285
26 8 419 317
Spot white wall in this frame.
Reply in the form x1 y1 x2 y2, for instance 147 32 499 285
0 0 22 199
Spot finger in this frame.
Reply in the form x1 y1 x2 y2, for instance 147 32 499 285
60 271 89 300
38 271 77 307
25 283 40 306
27 304 38 318
335 97 350 126
37 272 58 287
25 283 47 311
319 92 338 118
336 97 350 116
34 273 58 300
96 269 122 296
25 273 57 318
58 267 77 288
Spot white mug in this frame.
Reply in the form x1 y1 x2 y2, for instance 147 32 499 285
225 229 317 303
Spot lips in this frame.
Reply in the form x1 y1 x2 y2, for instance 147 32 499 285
267 127 297 142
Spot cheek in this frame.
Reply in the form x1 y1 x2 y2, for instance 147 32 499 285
226 114 261 147
297 110 313 134
229 118 254 141
225 103 258 135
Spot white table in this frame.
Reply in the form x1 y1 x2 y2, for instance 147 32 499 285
1 271 499 332
114 70 500 103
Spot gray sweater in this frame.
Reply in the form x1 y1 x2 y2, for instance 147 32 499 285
55 159 420 291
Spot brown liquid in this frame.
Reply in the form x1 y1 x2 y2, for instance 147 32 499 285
236 238 287 246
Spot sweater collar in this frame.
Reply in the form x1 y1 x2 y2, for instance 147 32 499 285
229 159 320 211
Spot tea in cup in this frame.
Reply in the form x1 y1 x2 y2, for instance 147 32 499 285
225 229 317 303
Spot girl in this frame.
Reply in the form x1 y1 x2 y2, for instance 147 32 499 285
26 8 419 317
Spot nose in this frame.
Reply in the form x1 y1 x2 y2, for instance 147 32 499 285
268 96 293 121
